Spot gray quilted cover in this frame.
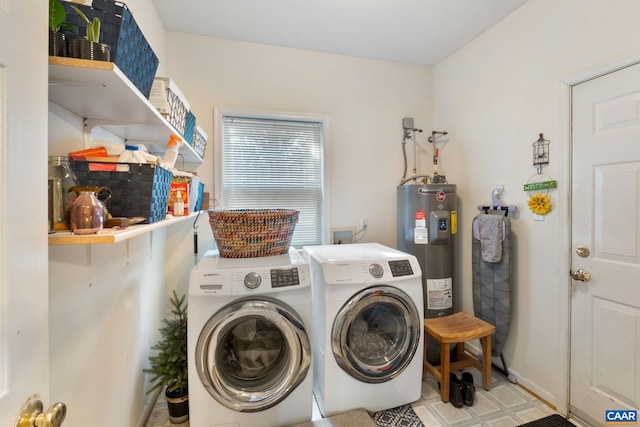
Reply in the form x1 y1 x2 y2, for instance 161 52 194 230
472 213 512 356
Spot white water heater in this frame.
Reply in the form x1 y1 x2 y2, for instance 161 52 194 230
397 183 458 320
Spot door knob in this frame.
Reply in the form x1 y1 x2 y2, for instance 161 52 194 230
15 397 66 427
571 269 591 282
575 246 590 257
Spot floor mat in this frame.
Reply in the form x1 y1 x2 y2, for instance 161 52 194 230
371 404 425 427
518 414 574 427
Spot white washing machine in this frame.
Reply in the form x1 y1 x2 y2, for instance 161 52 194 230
188 249 313 427
303 243 424 417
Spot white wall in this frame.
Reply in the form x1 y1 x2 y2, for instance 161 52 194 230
45 1 208 426
433 0 640 409
163 33 433 248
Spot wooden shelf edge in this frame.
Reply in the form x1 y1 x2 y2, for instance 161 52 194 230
49 56 115 71
48 212 202 246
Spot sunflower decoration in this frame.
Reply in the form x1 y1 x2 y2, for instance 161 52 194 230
528 193 551 215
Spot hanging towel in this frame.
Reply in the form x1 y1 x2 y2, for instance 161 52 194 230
477 215 504 263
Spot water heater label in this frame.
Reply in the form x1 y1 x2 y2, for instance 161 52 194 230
427 278 453 309
414 227 428 244
414 211 428 244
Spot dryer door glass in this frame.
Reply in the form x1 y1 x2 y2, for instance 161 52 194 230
332 285 420 383
196 297 311 412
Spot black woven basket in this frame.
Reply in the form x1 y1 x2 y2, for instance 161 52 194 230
62 0 159 98
71 161 172 224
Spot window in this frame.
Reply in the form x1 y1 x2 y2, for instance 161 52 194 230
217 111 326 247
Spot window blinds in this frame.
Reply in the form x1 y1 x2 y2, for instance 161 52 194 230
221 116 324 247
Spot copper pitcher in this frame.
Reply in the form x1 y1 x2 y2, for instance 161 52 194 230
67 186 112 222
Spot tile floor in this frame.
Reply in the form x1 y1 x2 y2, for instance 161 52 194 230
411 369 570 426
147 368 581 427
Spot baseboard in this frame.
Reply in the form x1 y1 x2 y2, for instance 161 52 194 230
138 387 163 427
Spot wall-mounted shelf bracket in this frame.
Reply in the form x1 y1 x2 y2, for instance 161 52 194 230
83 118 134 149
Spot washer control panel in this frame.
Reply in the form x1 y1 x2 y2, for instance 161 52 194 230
189 250 311 296
368 263 384 278
242 267 301 290
388 259 414 277
232 263 310 295
270 267 301 288
243 272 262 289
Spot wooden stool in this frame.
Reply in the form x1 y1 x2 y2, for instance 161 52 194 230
422 311 496 402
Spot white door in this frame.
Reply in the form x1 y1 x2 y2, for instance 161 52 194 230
0 0 51 425
571 62 640 425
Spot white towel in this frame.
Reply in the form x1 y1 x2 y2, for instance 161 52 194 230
477 215 504 263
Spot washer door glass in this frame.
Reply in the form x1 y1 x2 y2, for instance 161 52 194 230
332 285 420 383
196 297 311 412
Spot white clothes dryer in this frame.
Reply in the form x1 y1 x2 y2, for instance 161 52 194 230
303 243 424 417
188 249 313 427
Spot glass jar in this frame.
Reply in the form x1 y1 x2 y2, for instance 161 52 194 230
70 191 104 235
48 156 80 232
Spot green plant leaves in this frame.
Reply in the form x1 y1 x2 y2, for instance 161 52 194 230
89 17 101 43
143 291 188 394
69 4 101 43
49 0 73 32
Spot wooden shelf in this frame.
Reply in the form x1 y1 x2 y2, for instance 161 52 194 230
48 212 201 245
48 57 202 163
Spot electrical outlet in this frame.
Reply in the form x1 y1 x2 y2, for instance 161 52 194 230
359 218 368 230
332 227 355 244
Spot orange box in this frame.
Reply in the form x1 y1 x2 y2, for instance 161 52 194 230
168 181 189 216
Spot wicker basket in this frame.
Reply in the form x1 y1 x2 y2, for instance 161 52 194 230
209 209 299 258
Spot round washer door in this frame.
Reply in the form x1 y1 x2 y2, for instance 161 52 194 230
332 285 420 383
196 296 311 412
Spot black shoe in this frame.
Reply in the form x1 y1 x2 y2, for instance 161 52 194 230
461 372 475 406
449 373 464 408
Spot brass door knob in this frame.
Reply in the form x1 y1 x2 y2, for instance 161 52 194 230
571 269 591 282
15 397 66 427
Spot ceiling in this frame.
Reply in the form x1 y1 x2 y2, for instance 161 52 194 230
150 0 529 67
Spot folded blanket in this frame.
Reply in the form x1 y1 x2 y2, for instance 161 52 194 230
477 215 504 263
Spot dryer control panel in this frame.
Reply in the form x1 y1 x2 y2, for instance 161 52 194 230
319 257 421 284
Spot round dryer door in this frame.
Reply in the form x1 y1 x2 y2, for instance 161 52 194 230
332 285 420 383
196 296 311 412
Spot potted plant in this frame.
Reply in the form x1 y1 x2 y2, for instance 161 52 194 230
144 291 189 424
69 4 110 61
48 0 73 57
